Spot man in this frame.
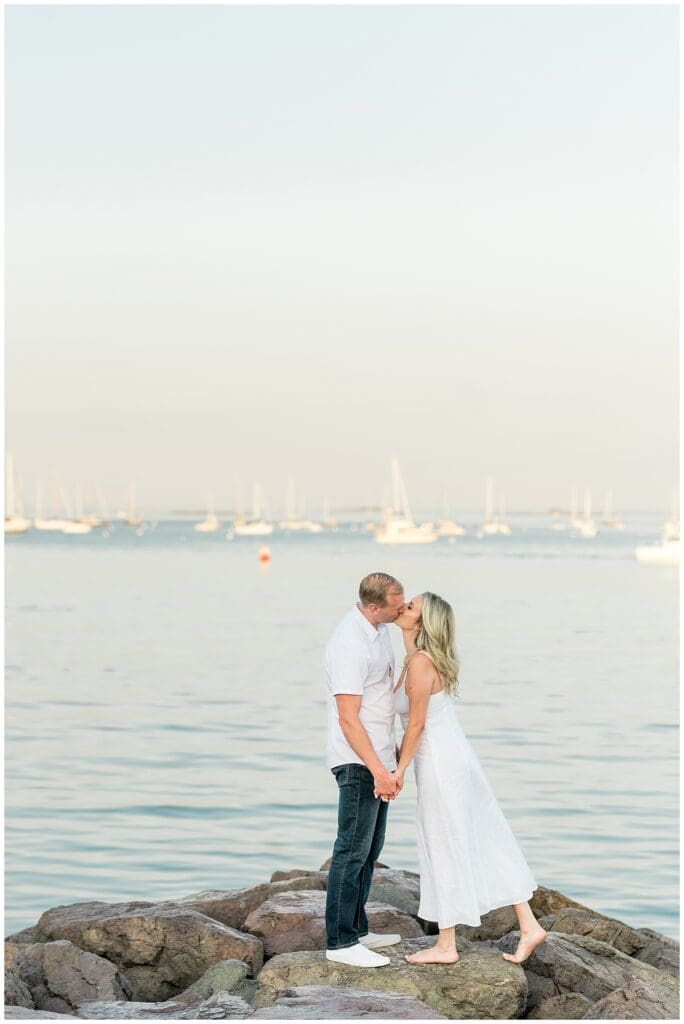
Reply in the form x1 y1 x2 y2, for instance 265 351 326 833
323 572 406 967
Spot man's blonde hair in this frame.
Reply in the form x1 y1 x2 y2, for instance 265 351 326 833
359 572 404 607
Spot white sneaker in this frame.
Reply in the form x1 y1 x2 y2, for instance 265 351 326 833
360 931 402 949
325 943 391 967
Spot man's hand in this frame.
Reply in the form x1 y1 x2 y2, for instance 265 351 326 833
374 769 404 801
373 767 398 800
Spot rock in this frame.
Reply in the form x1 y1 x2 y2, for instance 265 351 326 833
178 959 256 1004
529 887 597 918
3 1008 76 1019
254 937 527 1019
33 901 263 1002
4 969 34 1008
9 940 131 1014
319 858 389 871
74 992 254 1019
369 869 420 918
243 891 423 958
175 876 328 932
582 974 680 1019
250 983 445 1018
526 992 594 1018
269 871 320 883
633 929 680 979
5 928 41 946
74 960 258 1019
538 908 651 958
492 930 679 1007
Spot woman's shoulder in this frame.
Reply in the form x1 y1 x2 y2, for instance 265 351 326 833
405 649 436 676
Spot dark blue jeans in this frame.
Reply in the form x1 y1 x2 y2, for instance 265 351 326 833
325 762 389 950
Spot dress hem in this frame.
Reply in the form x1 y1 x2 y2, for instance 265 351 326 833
418 885 538 929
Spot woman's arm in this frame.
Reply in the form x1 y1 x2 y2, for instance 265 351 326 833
395 654 435 779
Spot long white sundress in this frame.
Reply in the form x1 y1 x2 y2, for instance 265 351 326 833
393 652 537 928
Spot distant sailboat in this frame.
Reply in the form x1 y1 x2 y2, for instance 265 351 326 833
117 481 144 527
195 492 220 532
570 485 583 528
575 487 598 538
637 493 680 565
278 478 323 532
4 454 31 534
62 479 92 533
234 483 273 536
322 497 338 529
435 489 466 537
477 477 511 537
375 458 436 545
601 489 625 530
32 479 63 531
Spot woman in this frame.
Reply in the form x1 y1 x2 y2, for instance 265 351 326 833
391 592 547 965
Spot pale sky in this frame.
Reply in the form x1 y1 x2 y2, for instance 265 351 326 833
5 3 679 516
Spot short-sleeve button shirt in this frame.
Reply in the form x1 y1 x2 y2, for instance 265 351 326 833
324 604 397 771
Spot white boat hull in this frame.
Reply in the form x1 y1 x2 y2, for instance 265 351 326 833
5 516 31 534
234 521 274 536
635 541 679 565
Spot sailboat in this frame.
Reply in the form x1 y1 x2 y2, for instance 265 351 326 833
234 483 274 536
574 487 598 538
322 497 338 529
119 481 144 527
375 458 436 545
477 477 511 537
33 475 69 531
61 479 92 533
570 485 583 528
663 489 679 542
4 454 31 534
195 492 220 532
278 478 323 532
435 489 466 537
601 489 625 530
636 493 680 565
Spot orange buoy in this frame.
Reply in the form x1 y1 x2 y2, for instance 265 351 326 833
258 544 271 564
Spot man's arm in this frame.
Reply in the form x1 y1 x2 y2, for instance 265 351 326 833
335 694 398 798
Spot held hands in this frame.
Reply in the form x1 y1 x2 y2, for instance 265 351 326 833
373 768 405 802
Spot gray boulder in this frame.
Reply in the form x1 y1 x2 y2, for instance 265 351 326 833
33 901 262 1002
4 968 35 1008
526 992 594 1018
175 875 328 932
492 930 679 1007
3 1009 76 1019
73 959 257 1019
633 928 680 978
243 891 423 957
250 983 445 1018
254 937 527 1019
75 992 253 1019
9 939 131 1014
538 908 653 958
582 974 680 1019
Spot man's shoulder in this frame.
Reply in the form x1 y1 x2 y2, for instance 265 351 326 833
325 607 365 650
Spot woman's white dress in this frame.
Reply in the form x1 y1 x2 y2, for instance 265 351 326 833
393 654 537 928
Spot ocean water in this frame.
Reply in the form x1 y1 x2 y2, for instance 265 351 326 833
4 517 679 939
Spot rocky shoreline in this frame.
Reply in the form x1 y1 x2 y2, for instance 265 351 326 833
4 861 679 1020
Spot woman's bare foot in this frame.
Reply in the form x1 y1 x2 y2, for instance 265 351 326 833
405 944 460 965
502 925 547 964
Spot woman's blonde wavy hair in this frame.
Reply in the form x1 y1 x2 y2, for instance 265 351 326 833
414 591 460 698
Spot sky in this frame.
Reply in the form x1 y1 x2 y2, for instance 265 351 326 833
4 3 679 516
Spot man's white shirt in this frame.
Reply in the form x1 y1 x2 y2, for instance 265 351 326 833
324 604 397 771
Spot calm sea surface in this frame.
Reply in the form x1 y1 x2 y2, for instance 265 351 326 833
4 517 679 939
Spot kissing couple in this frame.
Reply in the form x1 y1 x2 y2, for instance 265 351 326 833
323 572 547 968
